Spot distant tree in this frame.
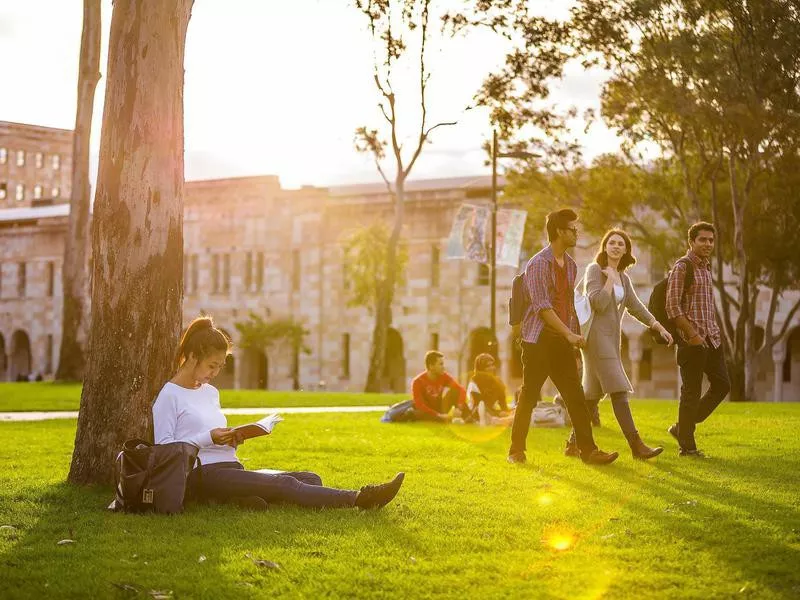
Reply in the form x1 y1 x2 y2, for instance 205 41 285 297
354 0 456 392
473 0 800 401
68 0 194 485
56 0 101 382
341 222 408 312
235 313 311 392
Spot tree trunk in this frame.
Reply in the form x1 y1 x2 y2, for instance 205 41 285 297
364 178 405 393
727 154 751 402
68 0 194 485
56 0 101 382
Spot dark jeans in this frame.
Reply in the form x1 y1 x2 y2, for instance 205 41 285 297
187 462 358 508
414 387 463 422
676 342 730 450
510 332 597 455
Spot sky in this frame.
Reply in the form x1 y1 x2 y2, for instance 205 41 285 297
0 0 621 189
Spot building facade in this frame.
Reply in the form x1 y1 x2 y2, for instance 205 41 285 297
2 120 799 400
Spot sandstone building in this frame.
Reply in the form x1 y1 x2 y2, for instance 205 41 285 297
2 120 799 401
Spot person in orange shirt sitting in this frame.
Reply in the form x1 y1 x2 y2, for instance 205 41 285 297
410 351 467 422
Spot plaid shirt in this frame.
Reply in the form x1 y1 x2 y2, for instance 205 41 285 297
521 245 579 344
665 250 721 348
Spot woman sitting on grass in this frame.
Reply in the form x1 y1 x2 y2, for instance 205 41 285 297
153 315 404 511
466 353 514 426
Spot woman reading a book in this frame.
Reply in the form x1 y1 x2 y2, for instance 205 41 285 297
153 316 404 510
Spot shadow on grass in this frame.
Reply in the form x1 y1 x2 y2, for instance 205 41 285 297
523 453 800 598
0 478 420 599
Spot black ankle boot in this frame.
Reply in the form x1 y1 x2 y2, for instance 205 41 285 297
355 473 405 510
627 433 663 460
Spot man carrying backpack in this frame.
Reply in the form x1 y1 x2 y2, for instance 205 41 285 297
666 222 730 457
507 208 619 466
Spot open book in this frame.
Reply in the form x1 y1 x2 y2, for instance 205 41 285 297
234 413 284 440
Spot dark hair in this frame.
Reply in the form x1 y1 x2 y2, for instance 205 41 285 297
688 222 715 243
545 208 578 242
175 316 232 371
425 350 444 369
595 229 637 271
473 353 495 372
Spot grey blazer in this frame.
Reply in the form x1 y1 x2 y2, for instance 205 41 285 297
581 262 656 397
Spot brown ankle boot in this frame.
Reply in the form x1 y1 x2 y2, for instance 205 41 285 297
628 433 663 460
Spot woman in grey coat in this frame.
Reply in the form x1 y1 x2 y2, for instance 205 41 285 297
566 229 673 459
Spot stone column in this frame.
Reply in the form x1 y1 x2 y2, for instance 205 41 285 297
233 346 246 390
772 344 786 403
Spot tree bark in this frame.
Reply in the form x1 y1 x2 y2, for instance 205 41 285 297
56 0 101 382
68 0 194 485
365 178 404 392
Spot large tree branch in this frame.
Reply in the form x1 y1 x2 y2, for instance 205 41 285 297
775 296 800 342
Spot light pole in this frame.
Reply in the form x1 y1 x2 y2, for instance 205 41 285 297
489 129 538 346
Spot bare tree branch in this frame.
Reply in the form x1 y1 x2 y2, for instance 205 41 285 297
775 296 800 342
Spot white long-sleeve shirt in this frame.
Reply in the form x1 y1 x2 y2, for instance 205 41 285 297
152 382 238 466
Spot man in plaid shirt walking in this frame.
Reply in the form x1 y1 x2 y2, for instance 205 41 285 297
508 208 619 466
666 222 731 457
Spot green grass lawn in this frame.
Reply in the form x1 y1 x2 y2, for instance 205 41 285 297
1 400 799 599
0 383 403 412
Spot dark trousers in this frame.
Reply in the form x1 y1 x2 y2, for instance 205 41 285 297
676 342 730 450
414 387 463 421
187 462 358 508
510 332 597 455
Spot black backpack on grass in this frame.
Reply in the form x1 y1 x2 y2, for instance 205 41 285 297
647 257 694 345
111 439 200 514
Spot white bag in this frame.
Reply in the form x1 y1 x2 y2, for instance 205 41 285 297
574 273 593 336
531 401 567 428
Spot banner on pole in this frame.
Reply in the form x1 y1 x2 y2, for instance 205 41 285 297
444 204 527 268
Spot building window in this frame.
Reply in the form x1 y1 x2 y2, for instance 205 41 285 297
222 253 231 294
255 252 264 291
0 148 6 164
245 251 253 291
430 332 439 351
52 154 61 170
16 150 25 167
47 262 55 296
46 335 54 374
341 333 350 379
477 263 490 286
191 254 199 294
18 262 26 297
52 187 60 199
15 184 24 202
34 184 43 200
292 250 301 292
431 244 440 288
211 254 220 293
35 152 44 168
0 182 6 200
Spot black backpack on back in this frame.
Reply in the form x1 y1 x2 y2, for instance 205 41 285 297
647 258 694 345
508 272 530 326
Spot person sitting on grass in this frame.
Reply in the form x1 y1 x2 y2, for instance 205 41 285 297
466 353 514 426
153 315 404 511
410 351 467 422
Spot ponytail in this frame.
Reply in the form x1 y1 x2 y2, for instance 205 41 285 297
175 315 232 371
